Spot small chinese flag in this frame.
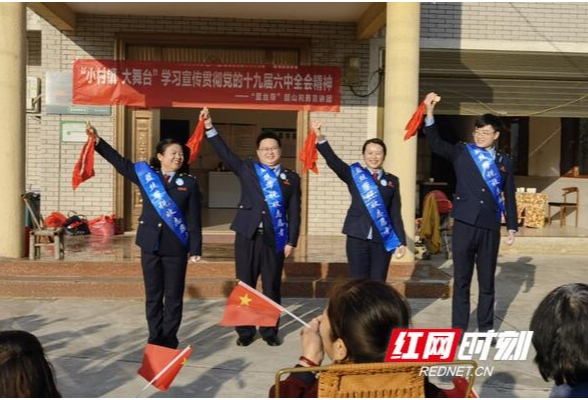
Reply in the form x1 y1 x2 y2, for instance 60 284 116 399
219 281 283 327
138 344 193 392
186 118 205 164
299 128 319 174
72 133 95 190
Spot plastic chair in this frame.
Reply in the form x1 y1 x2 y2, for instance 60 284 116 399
22 193 65 260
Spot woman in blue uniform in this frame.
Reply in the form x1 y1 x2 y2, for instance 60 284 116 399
314 122 407 281
87 125 202 349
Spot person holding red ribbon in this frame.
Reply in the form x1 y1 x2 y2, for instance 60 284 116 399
86 125 202 349
202 107 301 348
422 91 517 335
314 122 407 282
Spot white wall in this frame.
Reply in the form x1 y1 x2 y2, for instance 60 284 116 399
518 117 587 228
528 118 560 177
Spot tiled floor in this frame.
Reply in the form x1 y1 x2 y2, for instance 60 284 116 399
57 233 350 263
4 253 588 397
52 224 588 263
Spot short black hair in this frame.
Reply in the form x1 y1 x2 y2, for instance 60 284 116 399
475 114 505 134
149 138 190 173
530 283 588 386
256 131 281 149
362 138 387 156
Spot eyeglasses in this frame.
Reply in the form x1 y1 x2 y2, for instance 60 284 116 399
472 129 496 138
258 147 280 153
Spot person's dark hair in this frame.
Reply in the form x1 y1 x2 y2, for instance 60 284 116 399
326 279 411 363
0 330 61 397
362 138 387 156
256 131 281 149
474 114 505 134
530 283 588 387
149 138 190 173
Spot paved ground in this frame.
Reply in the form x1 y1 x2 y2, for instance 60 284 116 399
2 254 587 398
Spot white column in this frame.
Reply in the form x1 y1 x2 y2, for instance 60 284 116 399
0 3 26 257
383 2 420 262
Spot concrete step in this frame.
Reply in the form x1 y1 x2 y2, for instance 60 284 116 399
0 261 451 300
500 236 588 255
0 260 449 279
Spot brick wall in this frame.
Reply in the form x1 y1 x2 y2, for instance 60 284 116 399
421 2 588 43
26 9 371 234
27 3 588 234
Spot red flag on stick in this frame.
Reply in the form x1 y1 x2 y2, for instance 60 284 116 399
72 134 95 190
219 281 283 327
138 344 193 392
299 129 319 174
186 118 205 164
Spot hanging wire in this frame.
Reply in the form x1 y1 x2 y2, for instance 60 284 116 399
348 68 384 98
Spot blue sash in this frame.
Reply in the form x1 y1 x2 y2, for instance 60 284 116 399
254 163 288 253
135 162 189 249
350 163 400 252
466 144 505 221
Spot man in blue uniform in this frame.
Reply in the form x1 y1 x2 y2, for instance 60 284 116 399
422 92 518 334
201 108 301 347
90 127 202 349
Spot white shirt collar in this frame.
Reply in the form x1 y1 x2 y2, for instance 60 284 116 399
269 164 281 176
368 168 383 178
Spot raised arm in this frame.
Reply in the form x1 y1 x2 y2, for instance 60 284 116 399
314 122 351 183
201 108 246 174
423 92 459 162
88 125 139 184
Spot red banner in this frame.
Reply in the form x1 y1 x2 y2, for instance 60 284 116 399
72 59 340 112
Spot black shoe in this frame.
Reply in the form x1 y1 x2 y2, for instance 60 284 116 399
236 336 254 347
263 336 283 347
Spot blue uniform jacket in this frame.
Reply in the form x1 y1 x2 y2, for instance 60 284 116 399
206 134 301 248
424 123 518 232
316 141 407 246
95 139 202 256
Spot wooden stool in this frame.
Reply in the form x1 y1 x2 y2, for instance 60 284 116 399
29 227 65 260
22 192 66 260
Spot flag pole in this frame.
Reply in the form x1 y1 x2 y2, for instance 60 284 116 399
237 281 311 328
136 345 192 397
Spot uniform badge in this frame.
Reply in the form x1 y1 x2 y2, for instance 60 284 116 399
176 178 184 186
280 173 287 180
380 179 387 186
